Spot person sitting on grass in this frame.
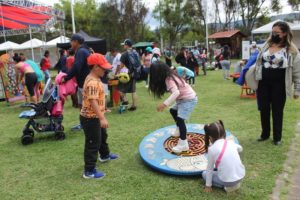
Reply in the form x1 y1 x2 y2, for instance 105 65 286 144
202 120 245 193
80 53 118 179
149 62 197 153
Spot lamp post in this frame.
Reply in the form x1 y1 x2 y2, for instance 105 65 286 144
159 0 163 51
205 0 209 52
71 0 76 34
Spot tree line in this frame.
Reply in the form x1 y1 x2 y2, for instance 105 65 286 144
5 0 295 50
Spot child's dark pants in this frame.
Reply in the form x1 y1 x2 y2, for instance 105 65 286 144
80 116 110 172
170 109 187 140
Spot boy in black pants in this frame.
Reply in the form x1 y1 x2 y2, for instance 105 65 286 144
80 53 118 179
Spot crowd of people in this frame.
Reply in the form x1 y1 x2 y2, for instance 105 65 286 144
9 21 300 193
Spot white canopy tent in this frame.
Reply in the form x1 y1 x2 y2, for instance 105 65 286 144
14 38 44 62
0 41 20 51
16 38 44 50
45 36 70 66
46 36 70 48
252 20 295 34
252 20 300 48
292 24 300 48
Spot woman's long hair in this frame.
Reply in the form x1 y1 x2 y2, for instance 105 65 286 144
149 62 184 99
267 21 298 54
204 120 226 152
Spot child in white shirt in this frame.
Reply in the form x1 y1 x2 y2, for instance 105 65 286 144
202 120 245 193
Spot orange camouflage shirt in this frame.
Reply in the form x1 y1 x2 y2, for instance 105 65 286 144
80 75 105 118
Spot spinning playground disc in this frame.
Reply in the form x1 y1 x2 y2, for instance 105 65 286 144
139 124 239 176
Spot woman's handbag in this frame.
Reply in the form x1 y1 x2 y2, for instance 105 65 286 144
245 64 258 90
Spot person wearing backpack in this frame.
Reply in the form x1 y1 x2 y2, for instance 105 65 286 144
119 39 140 111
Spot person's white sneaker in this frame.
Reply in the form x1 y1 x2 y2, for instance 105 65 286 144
224 182 241 193
170 127 180 137
172 139 189 153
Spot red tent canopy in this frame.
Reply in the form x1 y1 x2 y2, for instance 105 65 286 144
0 5 51 30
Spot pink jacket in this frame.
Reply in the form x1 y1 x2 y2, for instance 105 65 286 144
55 72 77 101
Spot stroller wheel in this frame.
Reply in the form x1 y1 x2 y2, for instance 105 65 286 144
21 135 33 145
54 132 65 141
23 129 34 137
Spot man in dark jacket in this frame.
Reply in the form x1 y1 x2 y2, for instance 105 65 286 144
63 34 90 130
175 47 188 67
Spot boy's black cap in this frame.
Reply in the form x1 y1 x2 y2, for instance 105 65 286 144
71 34 84 44
121 39 133 47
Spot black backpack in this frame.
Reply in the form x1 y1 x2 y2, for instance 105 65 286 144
127 50 147 81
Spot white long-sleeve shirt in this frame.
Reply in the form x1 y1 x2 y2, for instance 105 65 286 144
206 139 245 187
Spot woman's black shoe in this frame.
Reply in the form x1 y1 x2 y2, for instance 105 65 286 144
128 106 137 111
257 137 269 142
273 141 281 145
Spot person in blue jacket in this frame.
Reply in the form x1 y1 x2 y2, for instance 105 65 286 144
62 34 91 131
171 66 195 85
236 48 259 86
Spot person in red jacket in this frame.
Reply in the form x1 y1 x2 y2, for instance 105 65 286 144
40 50 51 84
66 49 75 71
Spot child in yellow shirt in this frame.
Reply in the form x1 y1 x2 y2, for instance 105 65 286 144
80 53 118 179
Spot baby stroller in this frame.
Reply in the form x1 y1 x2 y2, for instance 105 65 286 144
19 79 65 145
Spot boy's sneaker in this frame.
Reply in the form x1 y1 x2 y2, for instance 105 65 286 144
224 182 241 193
82 169 105 179
71 124 82 131
99 153 119 163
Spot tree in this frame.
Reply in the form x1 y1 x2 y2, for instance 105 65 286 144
189 0 207 36
54 0 98 36
154 0 193 48
288 0 300 11
237 0 282 36
54 0 150 50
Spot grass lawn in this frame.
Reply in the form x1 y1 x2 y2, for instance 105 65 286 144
0 69 299 200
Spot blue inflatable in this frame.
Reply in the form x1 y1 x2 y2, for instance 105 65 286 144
139 124 239 176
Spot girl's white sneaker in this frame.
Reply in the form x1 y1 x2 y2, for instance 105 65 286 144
172 139 189 153
170 127 180 137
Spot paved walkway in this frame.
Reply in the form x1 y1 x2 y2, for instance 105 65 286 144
272 121 300 200
287 121 300 200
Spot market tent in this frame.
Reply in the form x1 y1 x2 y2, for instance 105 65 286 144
16 38 44 50
56 30 106 54
13 38 44 62
252 20 294 34
46 36 70 48
292 24 300 48
0 41 20 51
132 42 153 48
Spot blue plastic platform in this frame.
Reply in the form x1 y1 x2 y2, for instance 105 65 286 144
139 124 239 176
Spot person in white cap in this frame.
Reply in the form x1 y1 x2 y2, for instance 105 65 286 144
250 41 259 55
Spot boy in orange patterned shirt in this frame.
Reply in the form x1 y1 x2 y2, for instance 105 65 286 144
80 53 118 179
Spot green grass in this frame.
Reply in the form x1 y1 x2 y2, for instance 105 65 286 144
0 70 299 200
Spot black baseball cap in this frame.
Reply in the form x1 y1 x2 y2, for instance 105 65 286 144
71 34 84 44
121 39 133 47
